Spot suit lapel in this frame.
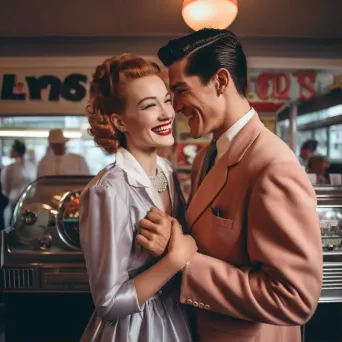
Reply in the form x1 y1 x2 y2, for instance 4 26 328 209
187 156 229 228
189 151 205 202
187 114 264 228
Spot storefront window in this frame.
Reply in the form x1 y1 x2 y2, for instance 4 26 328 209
276 120 290 144
297 104 342 126
329 124 342 160
314 127 328 156
0 115 114 175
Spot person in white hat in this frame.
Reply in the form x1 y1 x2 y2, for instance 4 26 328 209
37 129 90 177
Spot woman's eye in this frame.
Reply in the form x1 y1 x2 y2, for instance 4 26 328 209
143 103 156 110
165 98 172 103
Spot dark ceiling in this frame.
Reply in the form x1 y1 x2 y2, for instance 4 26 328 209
0 0 341 39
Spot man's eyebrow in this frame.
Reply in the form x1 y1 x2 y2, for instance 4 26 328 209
170 82 187 92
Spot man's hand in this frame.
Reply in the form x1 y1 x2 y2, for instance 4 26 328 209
136 208 174 257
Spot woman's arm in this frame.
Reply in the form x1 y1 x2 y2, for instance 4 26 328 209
135 227 192 307
80 184 196 320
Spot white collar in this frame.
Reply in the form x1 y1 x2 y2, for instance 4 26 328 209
115 147 174 211
216 108 255 161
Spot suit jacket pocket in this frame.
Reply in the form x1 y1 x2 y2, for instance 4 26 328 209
211 214 234 228
209 214 240 256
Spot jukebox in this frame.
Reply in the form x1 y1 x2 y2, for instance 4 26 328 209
1 175 94 342
304 185 342 342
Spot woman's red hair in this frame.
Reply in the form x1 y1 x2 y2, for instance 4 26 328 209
86 54 161 153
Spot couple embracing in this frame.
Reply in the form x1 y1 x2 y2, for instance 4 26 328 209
79 28 322 342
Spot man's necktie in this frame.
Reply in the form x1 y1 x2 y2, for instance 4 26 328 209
200 140 217 184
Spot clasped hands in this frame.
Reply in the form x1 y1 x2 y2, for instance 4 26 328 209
136 208 197 269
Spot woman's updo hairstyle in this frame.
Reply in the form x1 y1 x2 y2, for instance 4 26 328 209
86 54 161 153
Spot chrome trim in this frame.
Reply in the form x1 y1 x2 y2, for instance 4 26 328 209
1 264 89 293
55 191 80 251
320 262 342 302
319 297 342 303
2 268 35 289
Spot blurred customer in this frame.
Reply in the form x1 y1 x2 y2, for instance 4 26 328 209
37 129 90 177
307 154 330 184
299 139 318 168
1 140 36 209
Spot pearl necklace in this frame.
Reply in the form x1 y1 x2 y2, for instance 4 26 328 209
149 166 168 193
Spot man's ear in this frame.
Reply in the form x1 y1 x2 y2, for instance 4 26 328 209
214 68 229 95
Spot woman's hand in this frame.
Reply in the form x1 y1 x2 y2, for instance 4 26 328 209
167 218 198 270
134 211 197 307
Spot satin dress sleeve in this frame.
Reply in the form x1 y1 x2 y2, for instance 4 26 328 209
79 184 142 321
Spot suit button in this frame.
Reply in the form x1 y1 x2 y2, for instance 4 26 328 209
204 304 210 310
193 301 199 307
186 299 193 305
199 303 204 309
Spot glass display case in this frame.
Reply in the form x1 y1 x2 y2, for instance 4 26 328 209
303 185 342 342
318 206 342 252
315 185 342 303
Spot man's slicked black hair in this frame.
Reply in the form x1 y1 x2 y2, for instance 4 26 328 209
158 28 248 97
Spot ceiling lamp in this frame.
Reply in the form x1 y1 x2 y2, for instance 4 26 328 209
182 0 238 31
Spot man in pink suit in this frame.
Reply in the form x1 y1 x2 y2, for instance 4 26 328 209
139 28 322 342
